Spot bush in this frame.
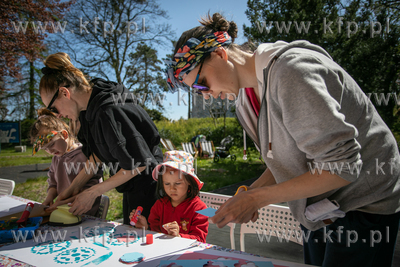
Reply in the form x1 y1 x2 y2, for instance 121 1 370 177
154 117 256 150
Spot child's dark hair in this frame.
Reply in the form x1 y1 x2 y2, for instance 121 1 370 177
30 107 74 144
155 165 200 200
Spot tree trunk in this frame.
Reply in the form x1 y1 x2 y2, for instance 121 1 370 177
28 61 35 119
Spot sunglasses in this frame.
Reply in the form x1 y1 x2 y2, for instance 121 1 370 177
47 89 59 113
191 61 209 95
46 85 70 113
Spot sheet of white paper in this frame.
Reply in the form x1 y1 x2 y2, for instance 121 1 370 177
0 218 196 267
0 196 30 218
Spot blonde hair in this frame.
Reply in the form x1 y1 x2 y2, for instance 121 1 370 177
30 108 75 147
39 52 91 95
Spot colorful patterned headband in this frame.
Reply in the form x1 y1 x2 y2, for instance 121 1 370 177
32 131 59 155
165 31 232 93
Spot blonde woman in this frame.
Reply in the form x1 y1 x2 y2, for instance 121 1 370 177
39 52 163 224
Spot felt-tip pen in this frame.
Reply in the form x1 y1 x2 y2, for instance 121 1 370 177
130 206 143 226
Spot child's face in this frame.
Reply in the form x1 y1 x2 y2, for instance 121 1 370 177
162 167 189 206
40 131 69 157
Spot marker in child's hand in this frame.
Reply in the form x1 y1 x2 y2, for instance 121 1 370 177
130 206 143 226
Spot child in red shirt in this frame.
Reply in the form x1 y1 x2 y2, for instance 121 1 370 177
130 150 208 242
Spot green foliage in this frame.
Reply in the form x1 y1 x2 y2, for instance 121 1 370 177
155 117 256 150
126 42 169 110
21 118 36 144
144 108 169 122
244 0 400 129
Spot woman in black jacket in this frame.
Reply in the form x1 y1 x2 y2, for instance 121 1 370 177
40 52 163 224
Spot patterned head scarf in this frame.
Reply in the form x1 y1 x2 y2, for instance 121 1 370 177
32 131 59 155
165 31 232 93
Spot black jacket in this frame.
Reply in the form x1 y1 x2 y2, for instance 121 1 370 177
78 78 163 192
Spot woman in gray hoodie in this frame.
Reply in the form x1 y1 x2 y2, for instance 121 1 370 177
165 12 400 267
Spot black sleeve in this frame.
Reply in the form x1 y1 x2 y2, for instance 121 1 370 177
98 105 161 171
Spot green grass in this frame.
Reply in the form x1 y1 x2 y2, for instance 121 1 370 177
195 147 265 191
12 147 264 222
0 146 52 167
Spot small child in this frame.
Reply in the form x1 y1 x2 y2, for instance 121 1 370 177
30 108 102 216
130 151 208 242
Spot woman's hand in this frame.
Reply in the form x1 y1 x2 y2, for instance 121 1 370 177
163 221 180 237
129 209 148 229
67 188 98 215
48 186 80 211
211 190 259 228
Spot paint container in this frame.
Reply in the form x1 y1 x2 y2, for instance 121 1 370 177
130 206 143 226
146 234 153 244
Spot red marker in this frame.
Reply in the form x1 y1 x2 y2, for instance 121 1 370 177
146 234 153 244
17 202 34 228
130 206 143 226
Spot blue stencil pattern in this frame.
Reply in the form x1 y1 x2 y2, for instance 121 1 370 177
106 232 140 246
31 241 71 255
54 247 96 264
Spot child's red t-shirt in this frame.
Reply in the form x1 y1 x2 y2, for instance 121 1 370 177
148 196 208 242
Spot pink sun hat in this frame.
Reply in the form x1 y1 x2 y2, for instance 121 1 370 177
152 150 203 190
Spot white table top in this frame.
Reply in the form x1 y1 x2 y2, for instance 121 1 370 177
0 195 312 267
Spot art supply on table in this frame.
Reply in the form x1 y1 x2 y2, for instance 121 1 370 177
49 204 81 226
0 217 42 244
146 234 153 244
119 252 145 264
195 207 217 217
16 202 34 228
130 206 143 226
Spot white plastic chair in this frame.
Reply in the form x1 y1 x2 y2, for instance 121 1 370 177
0 178 15 195
199 191 236 249
240 204 303 252
181 142 198 158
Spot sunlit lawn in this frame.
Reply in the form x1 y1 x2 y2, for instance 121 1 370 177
0 146 52 167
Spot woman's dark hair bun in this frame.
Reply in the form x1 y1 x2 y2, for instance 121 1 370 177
200 12 238 42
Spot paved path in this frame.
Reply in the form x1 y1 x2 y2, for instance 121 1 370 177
0 163 51 184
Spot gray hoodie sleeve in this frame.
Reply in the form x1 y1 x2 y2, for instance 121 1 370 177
272 51 362 181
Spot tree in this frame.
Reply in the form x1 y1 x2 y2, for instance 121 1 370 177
244 0 400 128
1 0 72 120
55 0 173 85
125 42 168 109
0 0 72 90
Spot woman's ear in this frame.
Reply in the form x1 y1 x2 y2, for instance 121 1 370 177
213 47 228 61
59 86 71 100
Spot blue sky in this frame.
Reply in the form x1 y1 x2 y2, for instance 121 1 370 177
155 0 251 120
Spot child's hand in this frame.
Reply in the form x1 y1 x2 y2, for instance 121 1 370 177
129 209 148 229
163 221 180 237
42 199 54 207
